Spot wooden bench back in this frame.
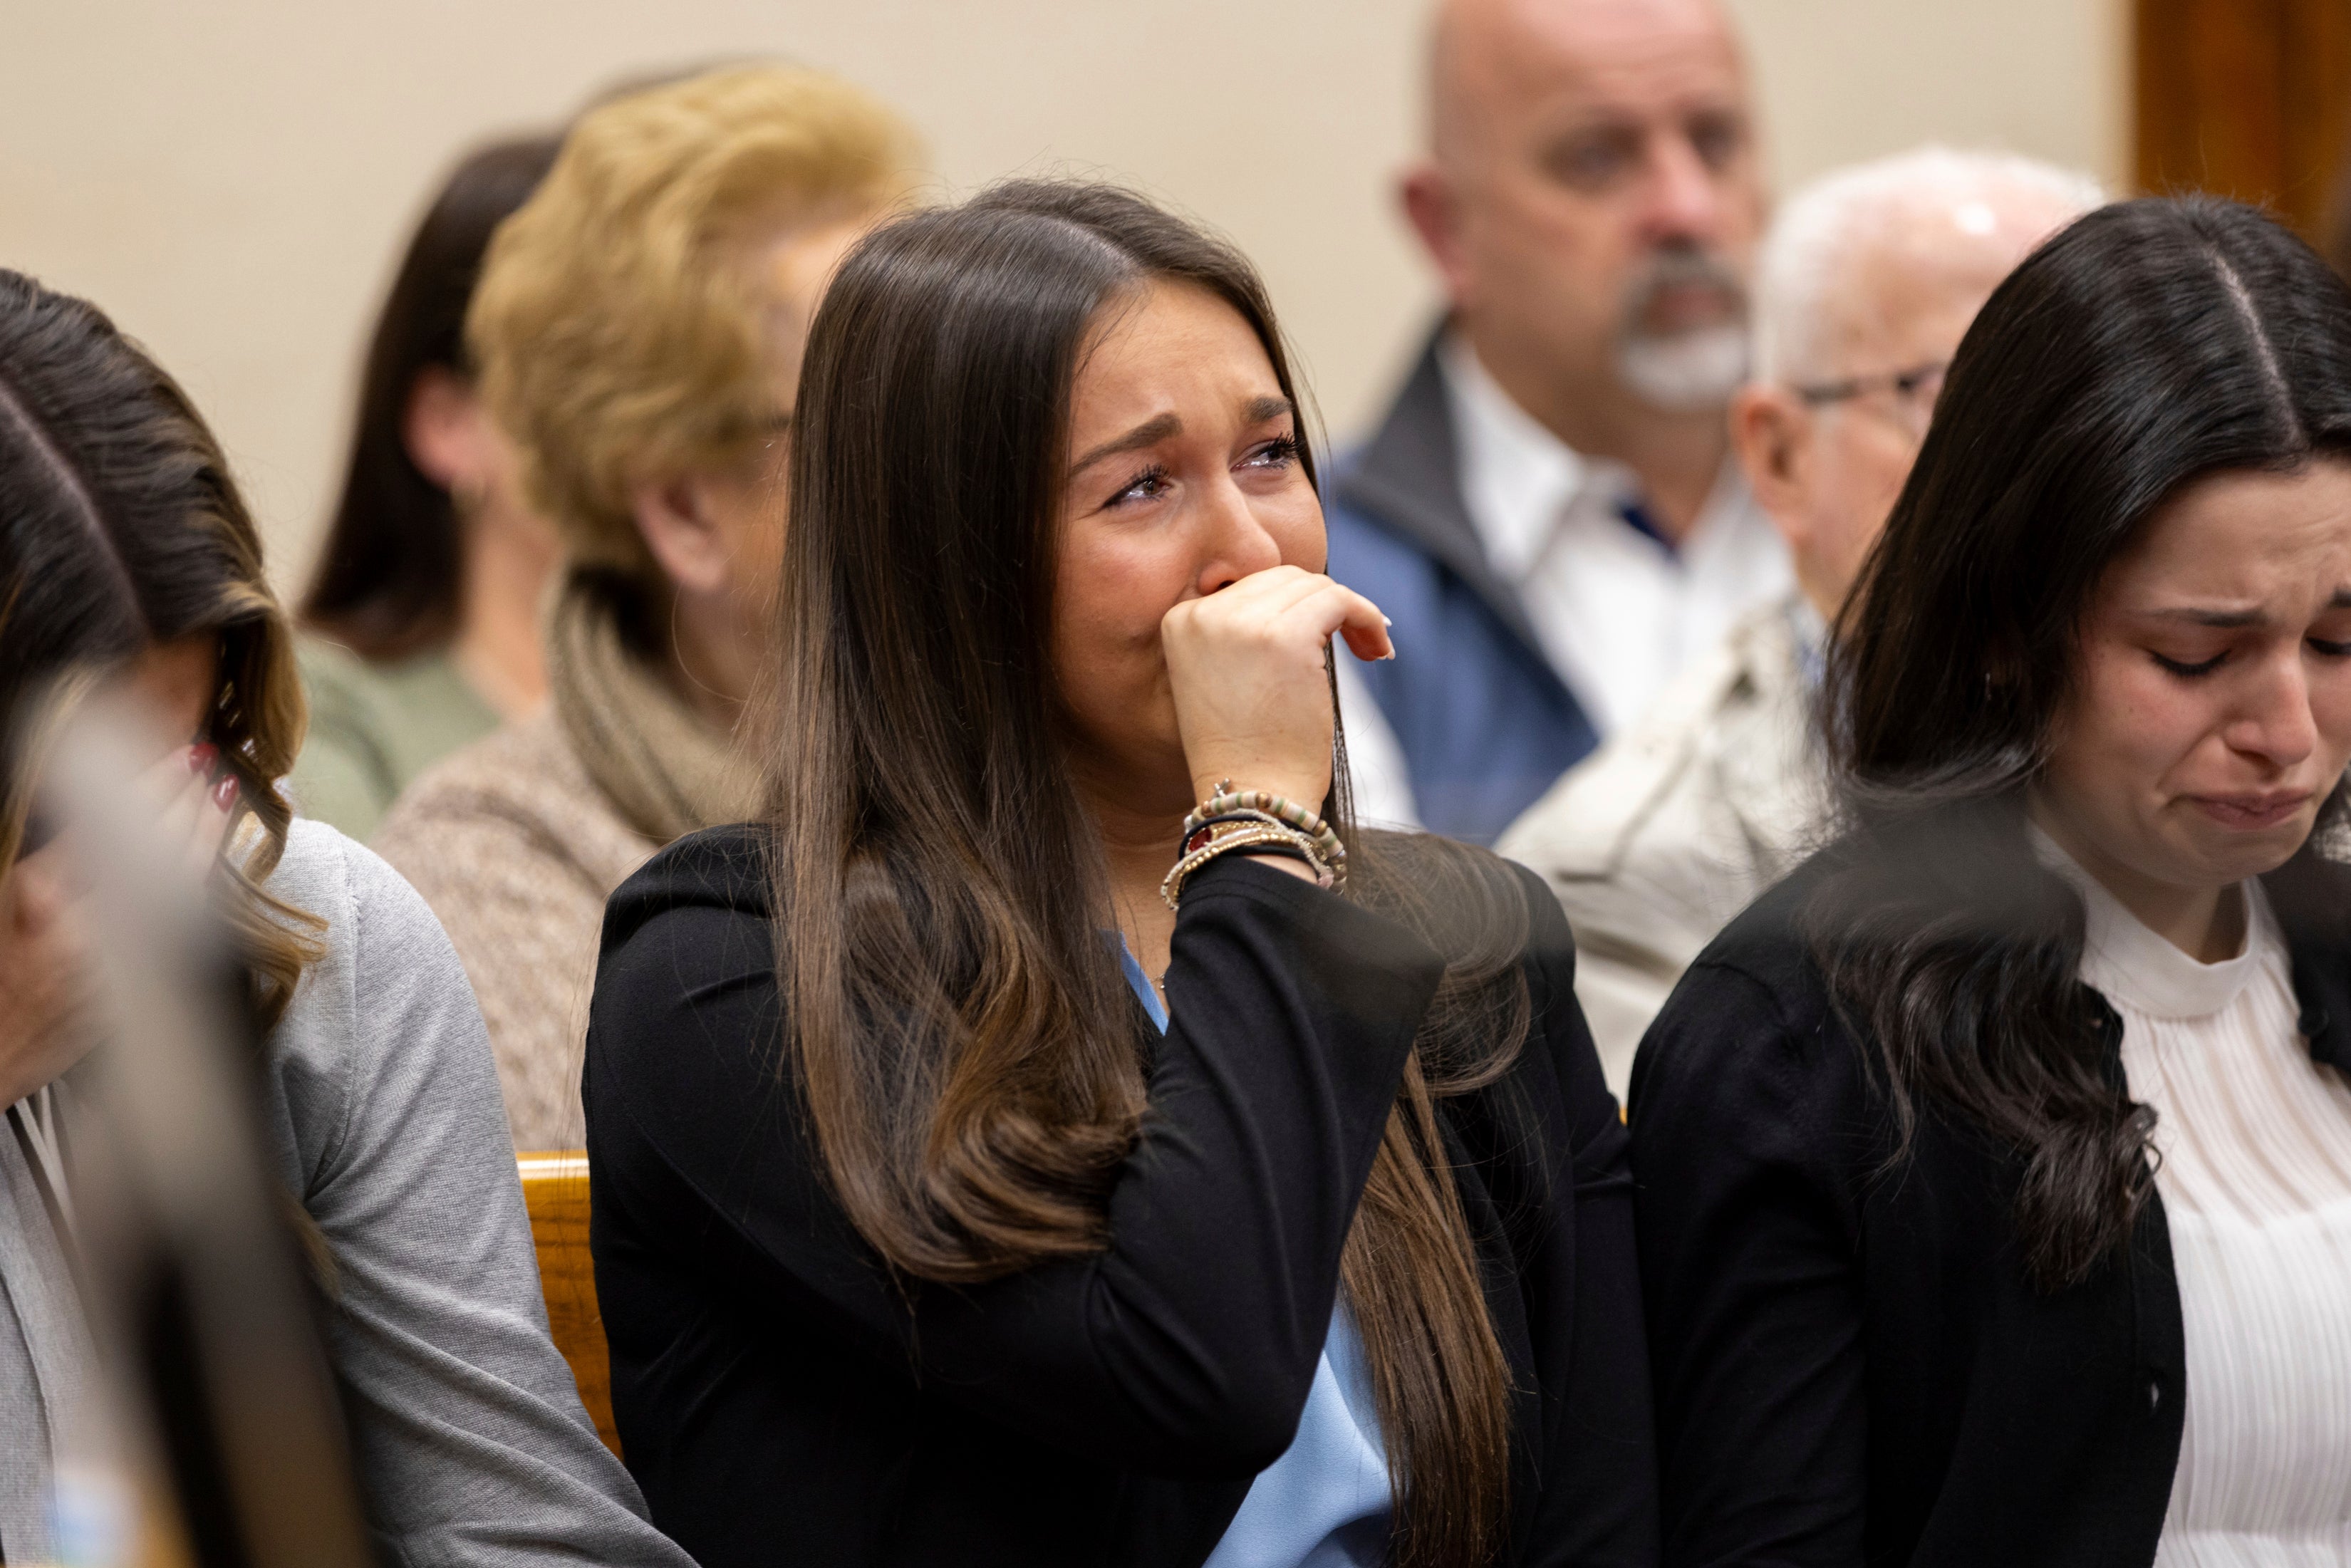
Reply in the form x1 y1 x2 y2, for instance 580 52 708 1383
517 1152 619 1455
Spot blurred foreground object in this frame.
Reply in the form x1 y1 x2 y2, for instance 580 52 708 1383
46 702 373 1568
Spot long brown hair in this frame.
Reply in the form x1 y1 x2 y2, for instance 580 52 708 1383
1812 197 2351 1289
0 267 321 1029
772 181 1530 1567
300 133 561 663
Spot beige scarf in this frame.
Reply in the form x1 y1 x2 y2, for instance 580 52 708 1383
544 567 764 845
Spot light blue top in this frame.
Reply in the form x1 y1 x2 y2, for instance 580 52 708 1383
1790 593 1828 692
1115 941 1394 1568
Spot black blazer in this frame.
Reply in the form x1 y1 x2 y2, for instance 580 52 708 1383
1629 841 2351 1568
584 825 1657 1568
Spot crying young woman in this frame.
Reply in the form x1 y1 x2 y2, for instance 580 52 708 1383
582 181 1658 1568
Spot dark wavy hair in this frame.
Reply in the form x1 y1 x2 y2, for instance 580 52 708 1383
0 267 321 1030
772 180 1536 1567
1810 196 2351 1291
299 133 559 662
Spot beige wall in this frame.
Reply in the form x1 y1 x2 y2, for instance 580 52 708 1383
0 0 2124 588
1726 0 2129 199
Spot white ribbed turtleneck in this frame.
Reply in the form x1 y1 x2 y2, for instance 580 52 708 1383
2036 828 2351 1564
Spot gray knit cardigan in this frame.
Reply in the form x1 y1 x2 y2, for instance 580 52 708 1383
0 818 698 1568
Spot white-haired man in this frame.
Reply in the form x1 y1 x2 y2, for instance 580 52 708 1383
1498 146 2104 1092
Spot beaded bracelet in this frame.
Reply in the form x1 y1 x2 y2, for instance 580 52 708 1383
1183 814 1334 869
1183 781 1346 879
1180 805 1344 890
1180 808 1289 856
1159 820 1332 910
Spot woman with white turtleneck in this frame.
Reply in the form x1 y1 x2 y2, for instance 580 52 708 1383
2045 835 2351 1560
1633 196 2351 1568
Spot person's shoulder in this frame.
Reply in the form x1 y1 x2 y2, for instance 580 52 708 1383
269 816 460 966
1356 830 1577 988
1512 598 1814 868
1421 847 1627 1168
1322 336 1455 558
620 819 771 898
603 821 773 948
1674 846 1838 1009
259 819 483 1105
266 813 385 917
589 825 777 1097
1324 479 1443 581
256 816 512 1193
1629 845 1855 1117
384 707 581 816
288 637 400 806
1499 632 1755 882
373 708 649 888
292 633 381 717
1498 848 1574 962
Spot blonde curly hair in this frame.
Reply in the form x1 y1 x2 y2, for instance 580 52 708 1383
468 63 921 579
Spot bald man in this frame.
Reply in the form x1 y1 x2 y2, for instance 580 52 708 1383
1332 0 1785 843
1498 147 2102 1092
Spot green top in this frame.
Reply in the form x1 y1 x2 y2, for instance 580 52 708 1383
289 636 503 841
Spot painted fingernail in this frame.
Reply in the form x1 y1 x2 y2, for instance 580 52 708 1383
186 742 219 775
1381 616 1394 627
212 774 239 812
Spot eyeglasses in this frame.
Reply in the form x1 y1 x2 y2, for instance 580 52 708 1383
1791 360 1949 439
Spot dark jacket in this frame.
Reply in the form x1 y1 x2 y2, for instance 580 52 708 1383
1628 840 2351 1567
1327 331 1597 846
585 824 1658 1568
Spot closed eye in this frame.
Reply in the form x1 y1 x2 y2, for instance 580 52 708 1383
2153 650 2226 678
2310 636 2351 659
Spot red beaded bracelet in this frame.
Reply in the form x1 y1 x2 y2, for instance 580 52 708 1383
1182 781 1346 880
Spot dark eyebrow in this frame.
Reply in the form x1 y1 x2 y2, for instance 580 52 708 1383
2149 591 2351 628
2154 607 2268 629
1244 395 1295 426
1070 412 1180 474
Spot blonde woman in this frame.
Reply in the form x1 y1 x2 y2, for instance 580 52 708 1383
0 270 695 1567
373 63 920 1152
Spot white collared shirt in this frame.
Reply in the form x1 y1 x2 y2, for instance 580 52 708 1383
1438 333 1792 739
1334 336 1794 831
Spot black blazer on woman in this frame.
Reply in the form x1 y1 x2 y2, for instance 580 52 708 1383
1629 843 2351 1568
583 825 1657 1568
